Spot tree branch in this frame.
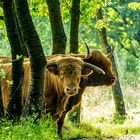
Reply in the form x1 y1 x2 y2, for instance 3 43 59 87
120 43 139 58
0 55 23 64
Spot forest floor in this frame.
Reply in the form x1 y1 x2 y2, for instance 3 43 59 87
74 86 140 140
77 134 140 140
107 134 140 140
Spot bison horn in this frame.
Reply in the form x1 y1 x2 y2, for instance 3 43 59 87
46 61 57 68
107 47 114 58
83 62 105 74
85 42 90 58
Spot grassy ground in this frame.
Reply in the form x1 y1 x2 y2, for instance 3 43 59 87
1 115 140 140
0 117 59 140
0 84 140 140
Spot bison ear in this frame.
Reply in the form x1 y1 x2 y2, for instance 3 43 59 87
47 61 58 75
82 69 93 76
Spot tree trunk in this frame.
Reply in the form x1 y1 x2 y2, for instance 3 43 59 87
3 0 24 118
0 81 4 117
70 0 80 54
13 9 28 57
46 0 67 54
14 0 46 118
68 0 81 123
96 8 126 116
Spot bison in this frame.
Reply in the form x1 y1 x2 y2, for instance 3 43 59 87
0 48 115 136
55 50 116 135
0 55 104 133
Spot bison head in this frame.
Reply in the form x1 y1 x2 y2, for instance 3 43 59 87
47 56 105 96
83 48 116 86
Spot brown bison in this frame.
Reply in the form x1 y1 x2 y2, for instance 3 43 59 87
0 49 115 136
43 56 104 121
0 55 104 130
56 50 116 135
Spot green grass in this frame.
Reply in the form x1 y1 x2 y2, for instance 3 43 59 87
99 124 140 138
0 114 140 140
0 84 140 140
0 117 60 140
62 121 102 139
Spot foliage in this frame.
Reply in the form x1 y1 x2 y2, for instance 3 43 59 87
104 1 140 59
32 16 52 54
0 117 59 140
63 121 102 139
28 0 48 17
0 9 10 56
94 19 106 30
111 113 125 124
1 116 140 139
128 2 140 10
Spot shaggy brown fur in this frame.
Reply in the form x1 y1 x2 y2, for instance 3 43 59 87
0 51 115 135
0 56 93 122
54 51 116 135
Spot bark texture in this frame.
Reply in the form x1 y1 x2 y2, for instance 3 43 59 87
70 0 80 54
46 0 67 54
3 0 24 118
68 0 81 123
14 0 46 117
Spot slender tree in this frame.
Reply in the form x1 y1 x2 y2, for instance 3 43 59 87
70 0 80 53
14 0 46 118
13 9 28 57
46 0 67 54
3 0 24 118
68 0 81 123
96 8 126 116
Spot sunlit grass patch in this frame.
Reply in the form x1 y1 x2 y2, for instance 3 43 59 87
0 117 59 140
63 121 102 140
101 125 129 137
99 124 140 138
128 126 140 134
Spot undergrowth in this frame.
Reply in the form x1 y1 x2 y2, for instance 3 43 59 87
0 113 140 140
0 116 59 140
0 82 140 140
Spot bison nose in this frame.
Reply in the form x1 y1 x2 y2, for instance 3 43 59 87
66 87 77 94
110 77 116 84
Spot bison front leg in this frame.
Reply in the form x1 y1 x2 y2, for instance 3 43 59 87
53 96 68 121
56 112 66 137
66 92 83 112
